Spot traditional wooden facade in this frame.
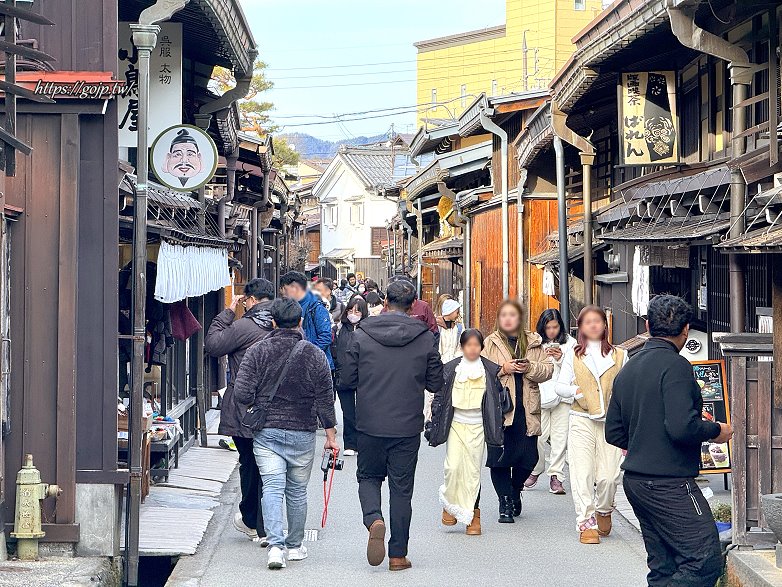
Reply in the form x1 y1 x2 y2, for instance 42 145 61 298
519 0 782 544
0 0 259 558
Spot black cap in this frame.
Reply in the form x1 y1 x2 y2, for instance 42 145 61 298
169 128 199 152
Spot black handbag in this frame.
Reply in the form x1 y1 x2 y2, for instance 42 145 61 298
241 340 307 432
499 385 513 414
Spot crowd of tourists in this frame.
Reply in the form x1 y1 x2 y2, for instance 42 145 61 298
205 271 733 586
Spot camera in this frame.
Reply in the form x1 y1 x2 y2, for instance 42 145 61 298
320 449 344 476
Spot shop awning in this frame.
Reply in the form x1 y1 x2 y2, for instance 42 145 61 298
421 236 463 259
321 248 354 261
600 215 730 244
717 225 782 253
618 165 730 202
529 240 606 266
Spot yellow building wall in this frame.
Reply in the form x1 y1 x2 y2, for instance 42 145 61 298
417 0 604 123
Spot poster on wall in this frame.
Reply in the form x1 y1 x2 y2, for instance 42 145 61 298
691 360 732 475
618 71 679 165
118 21 183 148
150 124 218 192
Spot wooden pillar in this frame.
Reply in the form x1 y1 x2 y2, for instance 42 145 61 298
774 256 782 408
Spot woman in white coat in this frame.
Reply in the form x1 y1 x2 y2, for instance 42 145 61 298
556 305 627 545
525 309 576 495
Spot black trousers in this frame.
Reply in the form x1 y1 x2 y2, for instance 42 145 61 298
490 466 532 498
623 475 722 587
233 436 264 534
356 433 420 558
337 388 358 451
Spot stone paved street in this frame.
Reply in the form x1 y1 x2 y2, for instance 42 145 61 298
170 425 650 586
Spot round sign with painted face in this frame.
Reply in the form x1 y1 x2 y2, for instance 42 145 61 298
150 124 218 192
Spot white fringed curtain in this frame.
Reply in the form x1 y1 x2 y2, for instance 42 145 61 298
154 240 231 303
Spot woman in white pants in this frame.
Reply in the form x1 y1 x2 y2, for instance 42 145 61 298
525 309 576 495
556 306 627 545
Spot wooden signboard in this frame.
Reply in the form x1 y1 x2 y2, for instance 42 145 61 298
692 360 732 475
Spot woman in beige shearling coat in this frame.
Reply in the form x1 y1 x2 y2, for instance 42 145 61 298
482 299 553 523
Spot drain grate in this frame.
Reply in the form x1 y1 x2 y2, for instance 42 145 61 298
303 528 319 542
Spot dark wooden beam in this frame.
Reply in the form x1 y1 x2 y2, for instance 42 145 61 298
773 256 782 409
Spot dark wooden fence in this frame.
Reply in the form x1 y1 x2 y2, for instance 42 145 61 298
717 333 779 547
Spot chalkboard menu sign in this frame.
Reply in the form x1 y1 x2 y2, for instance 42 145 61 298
691 360 731 475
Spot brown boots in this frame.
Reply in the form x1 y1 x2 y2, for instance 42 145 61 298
579 529 600 544
441 509 457 526
596 512 612 537
466 508 481 535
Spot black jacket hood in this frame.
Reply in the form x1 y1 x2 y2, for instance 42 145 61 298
358 312 430 347
245 299 274 331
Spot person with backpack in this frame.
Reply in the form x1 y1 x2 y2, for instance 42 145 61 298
280 271 334 370
204 278 276 544
232 298 339 570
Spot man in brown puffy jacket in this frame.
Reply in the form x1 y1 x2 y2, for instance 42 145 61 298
205 278 275 544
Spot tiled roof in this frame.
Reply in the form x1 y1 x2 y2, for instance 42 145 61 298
339 143 411 189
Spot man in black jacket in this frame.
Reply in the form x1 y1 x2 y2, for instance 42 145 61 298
342 279 444 572
233 298 339 570
606 295 732 587
204 278 275 543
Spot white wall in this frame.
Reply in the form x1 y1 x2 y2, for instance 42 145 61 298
316 158 397 261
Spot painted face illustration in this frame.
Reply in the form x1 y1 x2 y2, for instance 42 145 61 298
163 129 203 186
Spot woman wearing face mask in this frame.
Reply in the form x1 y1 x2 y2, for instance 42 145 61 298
526 308 576 495
438 298 463 363
333 295 369 456
556 305 627 544
365 292 384 317
428 329 505 536
482 299 553 523
357 282 367 295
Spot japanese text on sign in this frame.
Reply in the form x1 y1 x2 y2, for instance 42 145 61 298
619 72 679 165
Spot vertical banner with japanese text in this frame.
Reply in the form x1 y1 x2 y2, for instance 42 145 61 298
618 71 679 165
118 22 183 148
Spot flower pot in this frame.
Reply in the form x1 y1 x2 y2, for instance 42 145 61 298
715 521 731 533
760 493 782 542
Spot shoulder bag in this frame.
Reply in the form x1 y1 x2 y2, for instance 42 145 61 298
241 339 308 432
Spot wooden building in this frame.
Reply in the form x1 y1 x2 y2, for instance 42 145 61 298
519 0 782 545
0 0 258 558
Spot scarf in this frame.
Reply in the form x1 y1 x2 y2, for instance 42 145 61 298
455 357 485 383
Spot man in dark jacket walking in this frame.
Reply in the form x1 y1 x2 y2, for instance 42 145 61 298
233 298 339 570
204 278 275 543
280 271 334 370
341 279 444 571
606 295 732 587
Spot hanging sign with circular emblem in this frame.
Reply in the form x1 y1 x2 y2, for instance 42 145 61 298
150 124 218 192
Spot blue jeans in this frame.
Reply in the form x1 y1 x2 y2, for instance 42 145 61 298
253 428 316 549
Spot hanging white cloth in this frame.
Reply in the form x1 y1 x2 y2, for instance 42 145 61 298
543 267 556 296
154 240 231 303
632 245 650 316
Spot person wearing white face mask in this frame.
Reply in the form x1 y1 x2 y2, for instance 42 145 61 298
333 295 369 456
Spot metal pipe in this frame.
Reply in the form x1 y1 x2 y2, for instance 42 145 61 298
126 22 159 587
517 169 527 315
250 206 259 279
729 82 747 332
553 136 570 327
416 200 423 299
581 155 595 306
479 110 509 298
667 1 750 333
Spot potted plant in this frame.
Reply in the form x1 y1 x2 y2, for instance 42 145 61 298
712 502 732 534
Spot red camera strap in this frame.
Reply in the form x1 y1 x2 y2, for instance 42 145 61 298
321 448 338 528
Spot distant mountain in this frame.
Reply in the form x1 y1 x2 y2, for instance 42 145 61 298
278 132 389 160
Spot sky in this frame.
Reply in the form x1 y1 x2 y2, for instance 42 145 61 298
240 0 506 141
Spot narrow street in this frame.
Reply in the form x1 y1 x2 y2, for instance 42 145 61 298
172 426 649 586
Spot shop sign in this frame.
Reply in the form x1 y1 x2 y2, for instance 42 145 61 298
118 22 183 148
618 72 679 165
150 124 218 192
692 360 732 475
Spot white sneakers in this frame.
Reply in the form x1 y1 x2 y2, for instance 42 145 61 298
266 545 307 570
233 512 257 540
287 545 308 561
267 546 286 570
343 449 357 456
